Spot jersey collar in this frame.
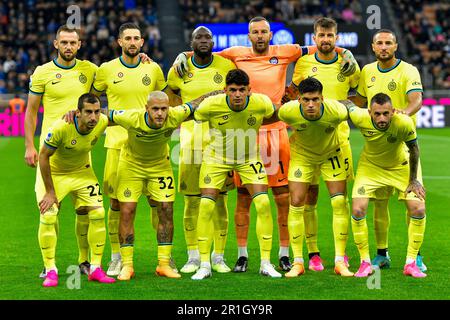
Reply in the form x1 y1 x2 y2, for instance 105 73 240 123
314 52 338 64
119 55 141 68
53 58 77 69
191 55 214 69
74 117 90 135
144 112 161 129
226 96 249 112
377 58 401 73
300 103 324 121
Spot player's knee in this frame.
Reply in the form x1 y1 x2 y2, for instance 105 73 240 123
305 185 319 205
110 198 120 211
330 195 346 214
253 193 271 215
408 203 426 219
290 193 305 207
352 206 367 219
40 211 58 225
88 207 105 221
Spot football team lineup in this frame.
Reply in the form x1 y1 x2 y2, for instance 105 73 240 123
14 6 435 294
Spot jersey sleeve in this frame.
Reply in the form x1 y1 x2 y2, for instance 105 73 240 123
92 63 107 92
278 101 296 125
167 67 181 91
193 97 213 122
171 104 193 125
216 47 241 62
43 121 63 149
29 66 46 95
347 106 366 128
152 63 167 91
405 66 423 94
356 67 367 98
262 95 276 118
292 58 303 86
280 44 305 63
349 63 361 89
334 100 350 122
401 116 417 143
108 109 133 130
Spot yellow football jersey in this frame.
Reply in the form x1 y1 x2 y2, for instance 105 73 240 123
43 114 108 174
93 56 167 149
349 107 417 169
29 59 98 144
109 105 192 164
292 52 360 144
194 93 275 164
167 55 236 150
278 98 348 163
357 59 423 124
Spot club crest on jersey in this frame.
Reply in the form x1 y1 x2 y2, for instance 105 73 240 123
204 175 211 184
337 73 346 82
387 135 397 143
142 74 151 86
325 126 335 133
269 57 278 64
358 186 366 195
312 67 318 73
213 72 223 84
45 132 52 141
371 76 376 82
188 72 193 78
300 123 307 128
294 169 302 178
56 73 62 79
71 139 77 145
388 80 397 91
124 188 131 198
79 73 87 84
118 72 124 78
247 115 256 126
222 115 229 120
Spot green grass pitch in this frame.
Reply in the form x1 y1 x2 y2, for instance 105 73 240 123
0 128 449 300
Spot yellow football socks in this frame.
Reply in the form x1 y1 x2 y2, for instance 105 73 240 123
197 196 216 263
108 207 121 256
88 208 106 266
75 213 89 264
331 195 349 257
253 192 273 261
373 199 390 250
351 215 370 262
288 204 305 260
304 204 319 254
38 205 58 270
407 215 426 260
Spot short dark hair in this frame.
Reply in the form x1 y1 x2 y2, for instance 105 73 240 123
248 16 269 31
226 69 250 86
372 29 397 43
297 77 323 95
370 92 392 107
119 22 141 38
314 17 338 34
56 25 80 39
77 93 100 111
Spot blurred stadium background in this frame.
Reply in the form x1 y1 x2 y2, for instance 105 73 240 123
0 0 449 300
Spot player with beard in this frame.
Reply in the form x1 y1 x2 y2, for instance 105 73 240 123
25 25 98 278
167 27 236 275
351 29 426 272
172 16 358 273
92 22 179 277
282 17 359 275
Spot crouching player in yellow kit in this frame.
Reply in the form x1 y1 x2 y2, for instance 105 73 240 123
109 90 220 280
191 69 281 280
38 93 116 287
346 93 427 278
278 77 353 277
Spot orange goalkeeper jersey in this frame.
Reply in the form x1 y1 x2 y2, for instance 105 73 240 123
217 44 310 130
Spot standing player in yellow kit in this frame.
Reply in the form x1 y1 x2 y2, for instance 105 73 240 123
352 29 426 272
167 26 236 274
283 17 360 272
92 23 177 276
25 25 98 277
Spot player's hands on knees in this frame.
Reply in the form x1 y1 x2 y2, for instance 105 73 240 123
62 110 77 123
173 53 188 77
340 49 357 77
406 179 426 201
139 53 153 64
24 147 38 167
39 192 58 214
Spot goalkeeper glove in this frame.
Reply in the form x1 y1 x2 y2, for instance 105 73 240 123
340 49 357 77
174 52 189 78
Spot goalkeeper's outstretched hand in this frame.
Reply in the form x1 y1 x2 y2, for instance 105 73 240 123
174 53 189 77
340 49 357 77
